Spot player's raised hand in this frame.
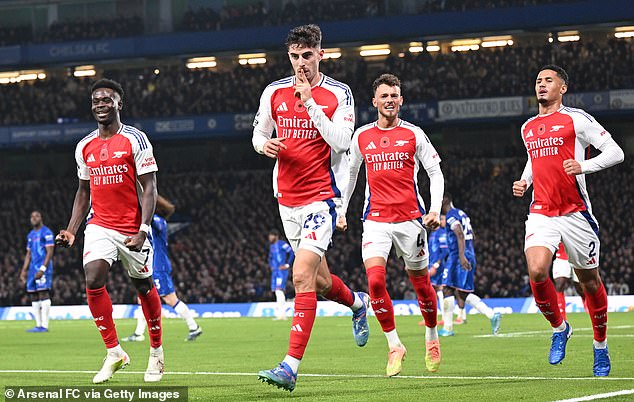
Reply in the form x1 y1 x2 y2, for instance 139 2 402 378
263 137 287 159
423 211 440 230
336 215 347 232
294 68 312 102
124 232 146 252
563 159 582 176
55 230 76 248
512 179 527 197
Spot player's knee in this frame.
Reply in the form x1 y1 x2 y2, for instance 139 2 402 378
527 264 550 282
84 272 106 289
292 270 313 291
132 277 154 295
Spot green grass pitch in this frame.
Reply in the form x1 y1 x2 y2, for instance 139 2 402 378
0 313 632 401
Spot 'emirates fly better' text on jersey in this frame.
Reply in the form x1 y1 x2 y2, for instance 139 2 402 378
252 74 354 207
349 120 441 222
521 106 611 217
76 124 158 235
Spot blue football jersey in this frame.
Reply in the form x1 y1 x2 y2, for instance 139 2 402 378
151 214 171 273
429 227 449 266
268 240 294 270
27 226 54 270
445 208 475 258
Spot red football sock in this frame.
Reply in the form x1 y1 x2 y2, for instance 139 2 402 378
287 291 317 359
556 291 568 320
585 282 608 342
409 272 438 328
138 286 163 348
324 274 354 307
86 286 118 348
366 266 395 333
530 279 564 328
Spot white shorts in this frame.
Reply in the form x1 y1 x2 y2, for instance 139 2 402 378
279 199 339 257
552 257 580 282
362 219 429 270
83 224 154 279
524 212 600 270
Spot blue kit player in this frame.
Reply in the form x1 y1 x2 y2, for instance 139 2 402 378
20 210 54 332
420 216 449 327
268 229 294 320
123 195 202 342
439 194 501 336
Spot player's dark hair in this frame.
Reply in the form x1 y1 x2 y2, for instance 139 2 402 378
539 65 569 86
285 24 322 49
443 192 453 202
91 78 124 100
372 73 401 94
269 228 280 237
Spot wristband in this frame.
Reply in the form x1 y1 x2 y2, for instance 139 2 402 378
139 224 150 234
39 265 47 273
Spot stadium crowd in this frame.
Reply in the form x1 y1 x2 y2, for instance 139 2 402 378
179 0 580 32
0 0 581 46
1 153 631 306
0 38 632 126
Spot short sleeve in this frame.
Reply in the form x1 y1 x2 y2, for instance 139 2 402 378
132 130 158 176
75 141 90 180
43 228 54 246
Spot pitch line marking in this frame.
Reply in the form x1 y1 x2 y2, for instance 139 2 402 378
475 325 634 338
553 389 634 402
0 370 633 381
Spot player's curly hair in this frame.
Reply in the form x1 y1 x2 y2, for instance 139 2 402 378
91 78 125 101
285 24 322 49
372 73 401 94
539 64 569 86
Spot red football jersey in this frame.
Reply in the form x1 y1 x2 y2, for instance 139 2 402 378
75 124 158 235
521 106 611 217
349 120 440 223
252 74 354 207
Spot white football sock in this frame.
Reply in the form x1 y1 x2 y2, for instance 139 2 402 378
465 293 494 319
282 355 301 374
40 299 51 329
135 308 147 335
274 290 287 319
384 329 402 349
174 300 198 331
426 326 439 342
31 300 42 327
553 321 567 333
442 296 455 331
593 340 607 349
350 292 364 311
150 345 163 356
436 290 444 315
108 344 124 356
